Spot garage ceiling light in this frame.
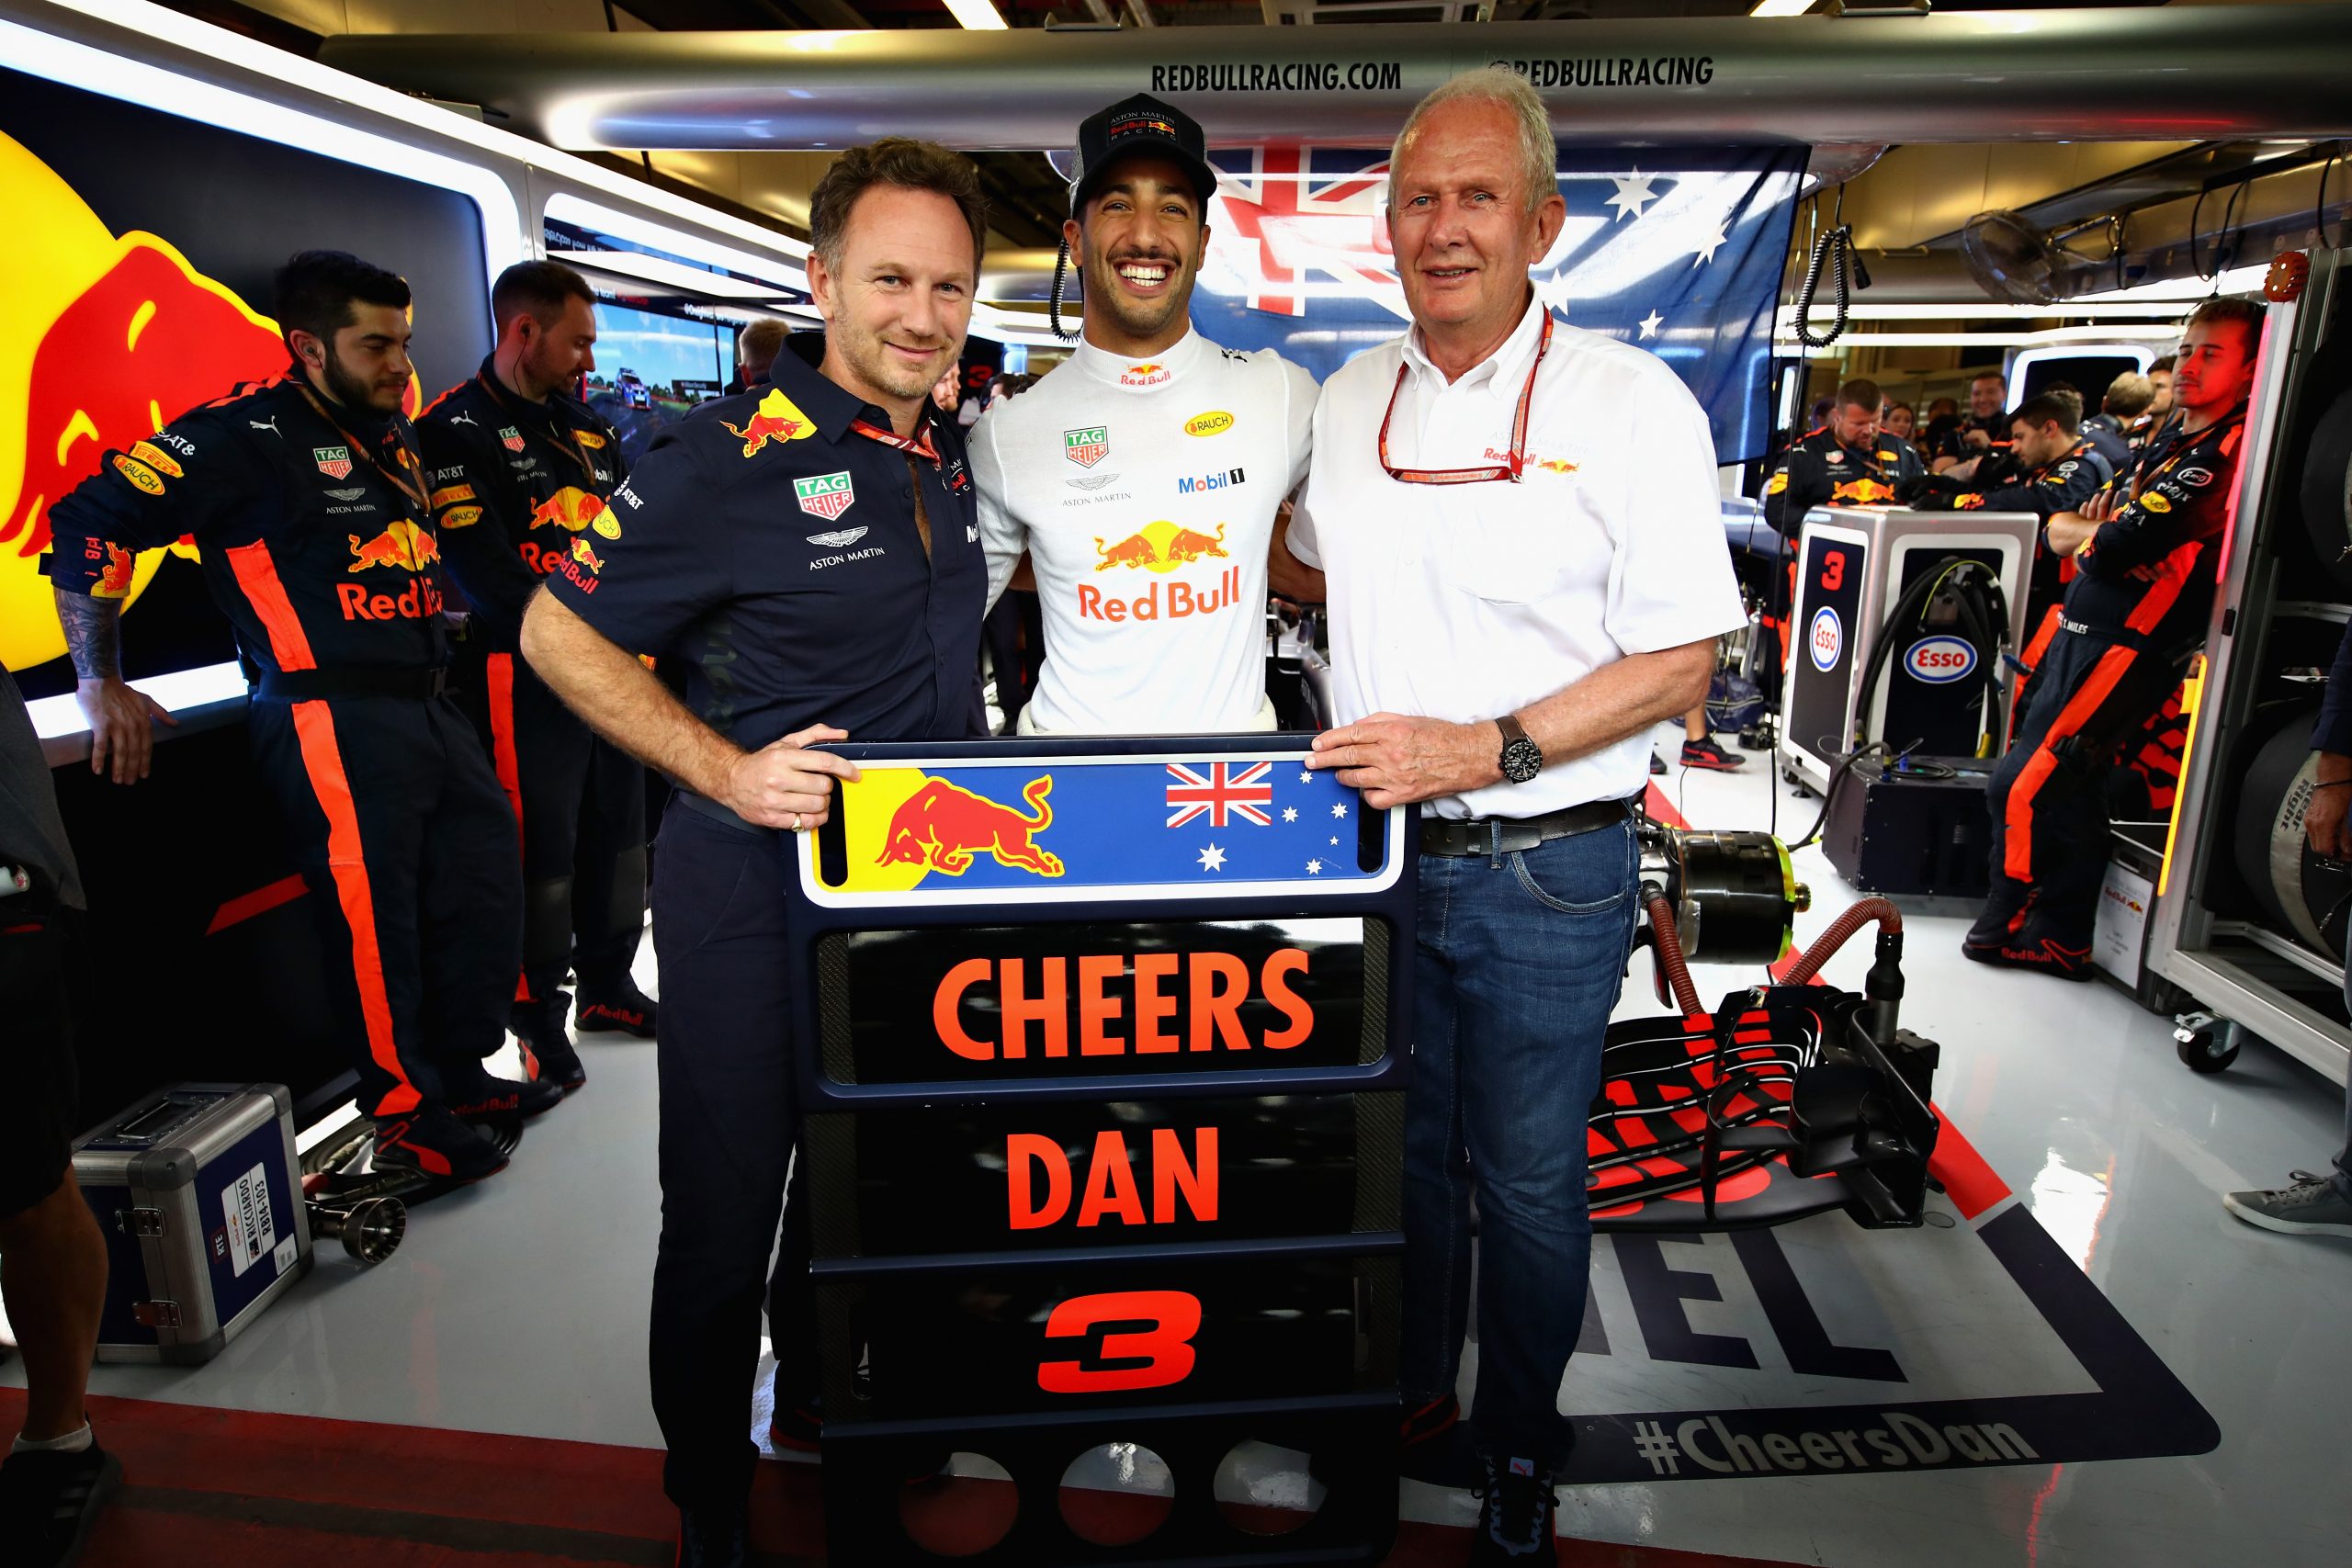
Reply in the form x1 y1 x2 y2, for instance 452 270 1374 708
944 0 1010 28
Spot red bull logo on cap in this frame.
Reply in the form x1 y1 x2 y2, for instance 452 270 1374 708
720 387 816 458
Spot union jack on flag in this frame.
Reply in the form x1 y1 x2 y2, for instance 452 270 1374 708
1166 761 1274 829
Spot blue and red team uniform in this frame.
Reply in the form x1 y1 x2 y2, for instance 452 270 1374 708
46 376 529 1159
1969 401 2249 974
418 361 650 1063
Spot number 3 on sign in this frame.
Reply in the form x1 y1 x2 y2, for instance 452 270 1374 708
1819 552 1846 592
1036 1290 1203 1393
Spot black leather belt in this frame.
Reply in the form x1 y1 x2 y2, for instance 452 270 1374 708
254 667 448 701
675 789 778 840
1419 797 1632 858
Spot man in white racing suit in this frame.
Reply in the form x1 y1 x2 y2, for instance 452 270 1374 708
970 94 1317 734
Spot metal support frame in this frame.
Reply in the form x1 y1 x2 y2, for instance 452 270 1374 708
2145 247 2352 1089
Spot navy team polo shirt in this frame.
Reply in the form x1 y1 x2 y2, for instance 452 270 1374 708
540 351 986 749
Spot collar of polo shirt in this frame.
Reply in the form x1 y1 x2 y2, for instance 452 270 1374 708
773 346 952 448
1400 291 1548 399
1069 326 1208 389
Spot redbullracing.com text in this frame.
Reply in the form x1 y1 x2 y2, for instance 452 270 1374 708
1151 62 1403 94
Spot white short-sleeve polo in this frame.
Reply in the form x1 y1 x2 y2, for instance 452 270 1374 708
1290 295 1744 819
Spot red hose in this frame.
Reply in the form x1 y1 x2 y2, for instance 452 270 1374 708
1644 890 1705 1019
1780 897 1903 986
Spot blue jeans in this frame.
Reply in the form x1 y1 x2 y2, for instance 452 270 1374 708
1401 815 1640 1471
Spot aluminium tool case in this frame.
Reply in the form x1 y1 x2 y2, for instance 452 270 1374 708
73 1082 311 1364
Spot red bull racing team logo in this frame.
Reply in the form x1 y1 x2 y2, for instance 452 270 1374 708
1094 520 1230 572
90 540 136 599
346 518 437 573
878 774 1065 879
1830 478 1898 508
1064 426 1110 468
518 487 615 576
1120 364 1171 389
720 387 816 458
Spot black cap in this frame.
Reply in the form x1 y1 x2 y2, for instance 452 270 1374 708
1069 94 1218 218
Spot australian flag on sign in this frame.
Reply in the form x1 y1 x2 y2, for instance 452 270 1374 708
1193 143 1804 464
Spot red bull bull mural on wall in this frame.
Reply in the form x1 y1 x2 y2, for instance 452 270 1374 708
0 130 419 671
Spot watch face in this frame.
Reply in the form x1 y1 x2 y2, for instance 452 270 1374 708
1501 737 1544 784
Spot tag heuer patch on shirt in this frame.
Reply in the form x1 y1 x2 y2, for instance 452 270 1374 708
500 426 526 453
795 470 856 521
313 446 352 479
1064 426 1110 468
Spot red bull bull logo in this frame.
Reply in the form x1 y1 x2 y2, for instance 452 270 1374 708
878 774 1065 878
1 130 419 670
1092 520 1230 573
570 536 605 573
346 518 437 573
90 540 135 600
1831 478 1898 508
720 387 816 458
526 487 609 536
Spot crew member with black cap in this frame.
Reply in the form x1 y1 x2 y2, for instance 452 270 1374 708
48 250 543 1186
519 141 990 1568
419 259 657 1091
969 94 1317 734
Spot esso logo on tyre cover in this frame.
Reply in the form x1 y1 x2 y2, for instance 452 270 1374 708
1808 607 1842 672
1905 635 1977 684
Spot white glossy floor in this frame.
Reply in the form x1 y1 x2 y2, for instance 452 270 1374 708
10 719 2349 1566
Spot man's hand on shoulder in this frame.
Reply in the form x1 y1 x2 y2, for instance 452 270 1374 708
718 723 864 829
1306 712 1498 808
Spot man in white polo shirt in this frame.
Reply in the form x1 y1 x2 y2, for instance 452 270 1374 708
970 94 1317 733
1281 69 1743 1564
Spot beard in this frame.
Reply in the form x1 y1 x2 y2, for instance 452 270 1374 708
833 319 955 406
322 350 404 416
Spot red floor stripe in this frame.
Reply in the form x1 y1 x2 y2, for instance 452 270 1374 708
202 873 308 936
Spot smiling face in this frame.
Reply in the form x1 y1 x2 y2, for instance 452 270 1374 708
514 294 597 400
807 183 977 422
1385 96 1565 369
1068 155 1208 358
1883 403 1915 440
1968 375 2007 421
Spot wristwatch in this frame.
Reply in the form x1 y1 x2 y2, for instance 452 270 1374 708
1496 714 1544 784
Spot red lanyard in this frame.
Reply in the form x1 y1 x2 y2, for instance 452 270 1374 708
852 416 941 466
476 371 599 487
1377 310 1553 486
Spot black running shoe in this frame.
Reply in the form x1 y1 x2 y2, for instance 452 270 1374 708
371 1104 510 1184
442 1068 565 1120
1649 750 1668 775
0 1440 121 1568
1959 932 2094 980
510 1005 587 1094
1679 737 1747 771
769 1396 821 1455
576 979 657 1038
673 1503 748 1568
1468 1452 1560 1565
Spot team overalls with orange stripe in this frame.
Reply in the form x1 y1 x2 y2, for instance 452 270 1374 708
417 360 646 1050
1759 423 1927 665
1968 401 2248 971
47 376 522 1118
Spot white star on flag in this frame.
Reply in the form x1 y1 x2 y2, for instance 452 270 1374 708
1306 859 1323 874
1606 169 1657 222
1638 310 1665 340
1283 807 1298 822
1331 801 1348 818
1198 843 1227 872
1693 223 1728 265
1299 769 1314 784
1329 835 1340 846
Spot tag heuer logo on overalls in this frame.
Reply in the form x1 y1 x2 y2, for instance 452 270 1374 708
1064 426 1110 468
794 470 856 521
312 446 352 479
500 426 526 453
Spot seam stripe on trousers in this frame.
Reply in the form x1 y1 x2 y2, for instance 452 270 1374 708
485 652 533 1004
2002 641 2141 883
288 698 419 1116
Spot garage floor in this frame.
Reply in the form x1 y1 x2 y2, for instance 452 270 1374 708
8 720 2347 1566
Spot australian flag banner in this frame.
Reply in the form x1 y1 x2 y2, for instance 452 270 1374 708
1193 143 1804 465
